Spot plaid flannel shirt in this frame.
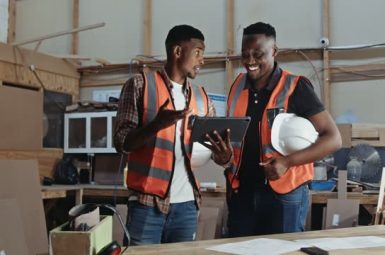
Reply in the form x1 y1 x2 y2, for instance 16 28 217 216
114 69 215 214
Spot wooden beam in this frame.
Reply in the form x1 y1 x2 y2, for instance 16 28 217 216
7 0 16 44
0 43 80 78
330 63 385 73
71 0 79 55
322 0 331 111
80 79 128 88
83 187 130 198
12 22 105 47
41 190 66 199
0 44 80 98
225 0 235 93
143 0 152 55
330 63 385 82
226 0 235 58
0 149 63 180
77 49 324 75
52 54 91 61
311 191 379 205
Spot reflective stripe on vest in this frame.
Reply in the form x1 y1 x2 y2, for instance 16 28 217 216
260 73 299 157
191 84 208 116
183 83 208 158
228 73 247 117
126 71 209 197
143 72 158 122
227 71 314 193
225 73 248 189
182 84 208 192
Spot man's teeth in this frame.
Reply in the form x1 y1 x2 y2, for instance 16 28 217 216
195 67 200 72
249 66 258 71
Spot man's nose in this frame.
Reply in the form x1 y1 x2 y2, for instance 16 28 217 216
244 54 256 64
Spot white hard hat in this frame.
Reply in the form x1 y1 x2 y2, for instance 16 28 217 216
271 113 319 156
191 142 212 169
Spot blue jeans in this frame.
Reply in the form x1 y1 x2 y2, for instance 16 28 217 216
125 200 198 245
227 184 309 237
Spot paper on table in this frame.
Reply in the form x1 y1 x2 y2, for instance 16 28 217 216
207 236 385 255
206 238 303 255
295 236 385 251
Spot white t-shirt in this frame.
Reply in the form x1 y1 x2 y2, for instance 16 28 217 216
169 80 195 203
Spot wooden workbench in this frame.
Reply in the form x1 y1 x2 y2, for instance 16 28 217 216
310 191 379 205
41 185 381 206
41 184 225 202
41 185 381 228
41 184 129 204
121 225 385 255
42 185 382 231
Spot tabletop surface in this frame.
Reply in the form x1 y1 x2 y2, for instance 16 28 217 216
121 225 385 255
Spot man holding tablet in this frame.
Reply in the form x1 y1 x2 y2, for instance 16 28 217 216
114 25 232 245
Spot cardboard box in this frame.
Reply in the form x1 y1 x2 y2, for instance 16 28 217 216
0 198 29 255
0 160 48 255
0 85 43 150
50 215 113 255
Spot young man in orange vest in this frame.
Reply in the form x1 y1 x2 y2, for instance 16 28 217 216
225 22 341 237
114 25 232 245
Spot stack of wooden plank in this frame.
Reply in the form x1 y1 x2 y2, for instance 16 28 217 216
338 123 385 147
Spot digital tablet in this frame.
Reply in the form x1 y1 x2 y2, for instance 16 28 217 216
190 116 251 144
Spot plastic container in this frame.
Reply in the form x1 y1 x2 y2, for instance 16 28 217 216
347 157 362 182
309 180 336 191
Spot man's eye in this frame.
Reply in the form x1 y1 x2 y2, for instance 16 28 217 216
241 52 249 59
242 51 263 60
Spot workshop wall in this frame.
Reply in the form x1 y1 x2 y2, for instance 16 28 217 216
13 0 385 124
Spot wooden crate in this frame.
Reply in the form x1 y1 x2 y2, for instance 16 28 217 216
50 215 112 255
338 123 385 147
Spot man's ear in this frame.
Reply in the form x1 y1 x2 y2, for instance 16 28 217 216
173 45 182 58
273 44 279 57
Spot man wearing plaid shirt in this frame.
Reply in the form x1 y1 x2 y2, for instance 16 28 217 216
114 25 232 245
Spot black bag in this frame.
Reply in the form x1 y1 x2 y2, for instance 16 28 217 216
54 157 79 184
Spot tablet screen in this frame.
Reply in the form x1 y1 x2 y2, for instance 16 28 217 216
190 116 251 143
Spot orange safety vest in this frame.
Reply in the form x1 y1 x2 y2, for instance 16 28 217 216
126 71 209 198
226 70 314 194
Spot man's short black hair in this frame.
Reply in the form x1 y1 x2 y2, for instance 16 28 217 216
243 22 276 39
165 25 204 55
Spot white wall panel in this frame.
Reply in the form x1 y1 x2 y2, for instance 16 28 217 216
332 80 385 123
152 0 227 57
79 0 143 63
330 0 385 46
15 0 71 54
234 0 322 52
